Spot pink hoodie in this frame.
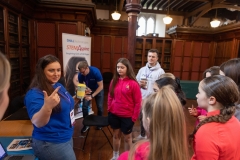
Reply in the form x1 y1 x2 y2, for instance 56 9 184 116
118 141 150 160
195 106 207 126
108 77 142 122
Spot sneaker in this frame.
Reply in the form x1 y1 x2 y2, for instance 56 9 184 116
132 134 146 143
110 157 118 160
81 126 89 133
96 126 102 130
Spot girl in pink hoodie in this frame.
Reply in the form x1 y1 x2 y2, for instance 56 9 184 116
108 58 142 160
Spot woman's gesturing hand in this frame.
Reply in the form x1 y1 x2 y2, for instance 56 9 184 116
43 86 61 109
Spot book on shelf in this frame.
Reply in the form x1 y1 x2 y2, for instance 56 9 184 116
7 139 32 151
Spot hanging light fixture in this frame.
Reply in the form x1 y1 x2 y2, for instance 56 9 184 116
111 0 121 20
163 0 173 24
210 9 220 28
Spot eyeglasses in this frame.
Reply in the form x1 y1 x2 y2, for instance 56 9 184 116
79 68 87 75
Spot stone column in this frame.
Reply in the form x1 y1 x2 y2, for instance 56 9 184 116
125 0 141 67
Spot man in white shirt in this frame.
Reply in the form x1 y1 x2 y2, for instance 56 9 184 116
134 49 165 142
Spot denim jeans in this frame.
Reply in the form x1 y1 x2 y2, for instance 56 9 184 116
82 89 104 118
32 138 76 160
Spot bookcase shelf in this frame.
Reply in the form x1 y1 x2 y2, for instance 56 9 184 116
0 7 4 45
0 8 31 99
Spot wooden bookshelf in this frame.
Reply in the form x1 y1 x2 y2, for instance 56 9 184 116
21 17 30 92
134 37 172 73
1 9 31 98
0 7 4 53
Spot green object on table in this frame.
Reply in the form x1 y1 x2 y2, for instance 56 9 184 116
180 80 199 99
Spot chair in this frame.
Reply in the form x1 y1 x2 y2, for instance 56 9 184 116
82 115 113 150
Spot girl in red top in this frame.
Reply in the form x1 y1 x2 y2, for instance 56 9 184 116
108 58 142 160
190 75 240 160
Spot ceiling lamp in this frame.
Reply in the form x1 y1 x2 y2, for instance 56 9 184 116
111 0 121 20
163 0 172 24
210 19 221 28
210 9 220 28
163 16 173 24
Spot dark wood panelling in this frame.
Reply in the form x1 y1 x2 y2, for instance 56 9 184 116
92 27 128 36
37 22 55 47
37 48 56 58
172 40 211 80
91 35 128 74
58 23 77 47
0 0 34 17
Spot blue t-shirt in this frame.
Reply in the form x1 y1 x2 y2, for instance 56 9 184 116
78 66 103 91
24 83 74 143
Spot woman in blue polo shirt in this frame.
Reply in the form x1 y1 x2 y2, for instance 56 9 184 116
24 55 76 160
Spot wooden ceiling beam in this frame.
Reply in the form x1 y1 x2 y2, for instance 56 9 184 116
189 3 240 25
158 1 168 11
180 1 195 10
175 0 190 10
216 3 240 11
96 4 112 10
146 0 155 9
151 0 160 9
154 0 164 11
141 8 185 15
171 0 184 9
169 0 178 9
189 2 208 12
181 0 210 1
141 0 148 7
185 0 225 17
118 0 125 12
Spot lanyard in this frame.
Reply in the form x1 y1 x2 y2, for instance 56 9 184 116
145 68 153 79
58 90 71 103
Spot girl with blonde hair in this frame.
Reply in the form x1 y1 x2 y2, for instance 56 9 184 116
0 52 11 120
118 86 189 160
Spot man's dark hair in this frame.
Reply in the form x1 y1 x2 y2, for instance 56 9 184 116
148 49 159 58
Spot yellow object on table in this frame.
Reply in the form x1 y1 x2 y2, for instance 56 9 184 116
77 83 86 99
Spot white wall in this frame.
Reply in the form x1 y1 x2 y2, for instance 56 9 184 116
155 14 166 37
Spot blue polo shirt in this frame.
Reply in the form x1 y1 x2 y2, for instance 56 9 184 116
24 83 74 143
78 66 103 91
